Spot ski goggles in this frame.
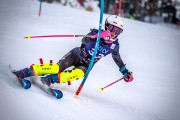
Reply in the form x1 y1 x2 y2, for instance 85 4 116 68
107 24 123 35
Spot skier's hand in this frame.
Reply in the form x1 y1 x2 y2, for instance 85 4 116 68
120 66 133 82
123 74 133 82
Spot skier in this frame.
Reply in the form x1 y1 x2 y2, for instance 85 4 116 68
15 15 133 87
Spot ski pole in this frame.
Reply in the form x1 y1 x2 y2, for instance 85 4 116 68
24 35 100 40
25 35 90 39
100 77 124 91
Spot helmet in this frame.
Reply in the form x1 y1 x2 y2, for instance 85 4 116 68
105 15 124 31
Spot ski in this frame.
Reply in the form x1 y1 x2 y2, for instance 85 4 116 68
9 65 63 99
31 77 63 99
49 88 63 99
9 65 31 89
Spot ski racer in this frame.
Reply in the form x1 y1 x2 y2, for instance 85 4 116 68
15 15 133 86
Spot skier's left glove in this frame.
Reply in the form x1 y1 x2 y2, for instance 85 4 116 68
120 66 133 82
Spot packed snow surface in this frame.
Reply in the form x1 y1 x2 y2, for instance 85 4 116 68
0 0 180 120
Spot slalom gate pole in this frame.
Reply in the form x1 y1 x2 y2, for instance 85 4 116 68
24 35 94 39
39 0 42 16
75 0 105 96
118 0 122 16
100 77 124 91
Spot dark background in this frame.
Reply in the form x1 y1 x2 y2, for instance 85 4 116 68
39 0 180 24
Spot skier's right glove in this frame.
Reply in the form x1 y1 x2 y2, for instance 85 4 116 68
120 66 133 82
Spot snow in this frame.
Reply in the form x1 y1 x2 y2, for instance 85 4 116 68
0 0 180 120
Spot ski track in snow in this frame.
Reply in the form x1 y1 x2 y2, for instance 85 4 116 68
1 64 162 120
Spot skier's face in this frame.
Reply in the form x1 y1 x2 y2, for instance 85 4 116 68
110 32 117 39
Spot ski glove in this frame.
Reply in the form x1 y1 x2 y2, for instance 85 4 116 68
41 74 59 86
120 66 133 82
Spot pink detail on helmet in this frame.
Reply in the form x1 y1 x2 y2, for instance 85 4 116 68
123 75 134 82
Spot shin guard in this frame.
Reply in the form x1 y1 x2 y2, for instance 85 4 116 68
32 63 60 76
58 68 84 84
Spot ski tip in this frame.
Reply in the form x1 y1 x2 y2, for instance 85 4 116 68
22 79 31 89
51 89 63 99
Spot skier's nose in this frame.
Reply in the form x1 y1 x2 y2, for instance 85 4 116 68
110 32 116 38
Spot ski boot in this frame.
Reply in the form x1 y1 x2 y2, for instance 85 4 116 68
41 68 85 86
14 68 34 89
15 68 34 79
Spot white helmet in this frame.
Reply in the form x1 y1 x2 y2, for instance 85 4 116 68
105 15 124 31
